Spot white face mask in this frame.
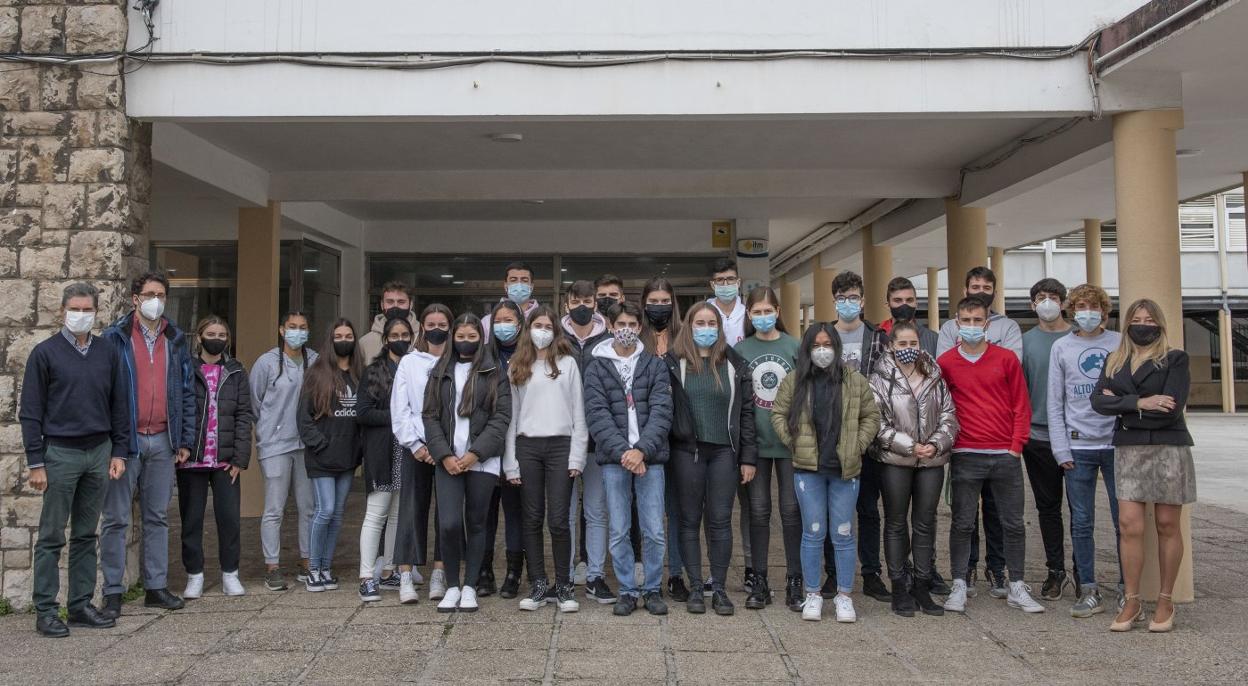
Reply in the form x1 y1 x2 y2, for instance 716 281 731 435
1035 299 1061 323
65 311 95 335
811 346 836 369
139 297 164 321
530 327 554 350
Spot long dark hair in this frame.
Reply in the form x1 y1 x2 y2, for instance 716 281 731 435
509 305 573 386
364 317 414 403
490 300 523 351
302 318 363 420
787 322 843 441
425 313 498 419
640 276 682 351
742 286 788 338
414 303 453 354
888 320 934 378
670 301 729 389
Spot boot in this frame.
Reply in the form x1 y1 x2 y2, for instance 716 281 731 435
891 578 916 617
785 574 804 612
745 571 771 610
911 578 945 616
476 550 497 597
500 551 524 599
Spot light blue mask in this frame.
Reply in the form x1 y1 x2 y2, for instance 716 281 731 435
713 284 739 302
1074 310 1103 333
492 322 519 343
751 313 777 334
692 326 719 348
836 300 862 321
506 282 532 304
283 329 308 349
958 325 986 344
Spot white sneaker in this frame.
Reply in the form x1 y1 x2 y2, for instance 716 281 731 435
459 586 479 613
944 579 968 613
183 573 204 600
574 562 588 586
222 571 245 597
801 592 823 621
410 568 425 587
400 572 419 605
437 586 461 613
429 568 448 601
834 594 856 623
1007 581 1046 613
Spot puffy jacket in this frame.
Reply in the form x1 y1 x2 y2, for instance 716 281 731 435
191 356 253 469
867 352 957 468
583 343 673 465
769 369 880 478
103 312 196 458
664 348 758 466
423 355 512 462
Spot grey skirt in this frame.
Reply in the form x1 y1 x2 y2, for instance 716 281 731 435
1114 444 1196 505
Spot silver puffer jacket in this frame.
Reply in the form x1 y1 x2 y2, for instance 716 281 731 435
868 351 958 468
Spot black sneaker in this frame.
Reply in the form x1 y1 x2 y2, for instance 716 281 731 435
743 567 755 594
667 576 690 602
378 574 401 592
555 582 579 613
476 567 497 597
264 568 288 592
359 578 381 602
987 569 1008 599
613 594 637 616
321 573 340 591
304 571 325 593
1040 569 1067 601
519 579 550 611
686 590 707 614
861 573 891 602
820 574 837 599
711 589 735 616
928 569 952 596
586 577 617 604
643 591 668 615
745 573 771 610
785 575 804 612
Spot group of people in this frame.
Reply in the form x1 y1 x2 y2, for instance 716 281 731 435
20 258 1195 637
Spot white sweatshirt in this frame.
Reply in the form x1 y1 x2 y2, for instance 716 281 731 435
390 350 439 453
502 356 589 479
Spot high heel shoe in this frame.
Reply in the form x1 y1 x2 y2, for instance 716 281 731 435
1109 593 1145 632
1148 592 1175 633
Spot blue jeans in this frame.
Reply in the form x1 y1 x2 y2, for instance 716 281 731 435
1065 449 1122 587
309 472 353 571
601 463 666 596
569 456 609 582
794 471 859 595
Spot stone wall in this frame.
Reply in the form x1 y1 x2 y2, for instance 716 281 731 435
1 1 149 609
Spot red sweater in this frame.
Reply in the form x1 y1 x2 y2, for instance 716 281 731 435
937 343 1031 454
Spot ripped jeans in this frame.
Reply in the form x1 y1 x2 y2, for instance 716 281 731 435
794 470 860 595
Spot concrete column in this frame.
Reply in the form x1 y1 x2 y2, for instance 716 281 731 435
927 267 941 331
861 225 893 324
1214 192 1236 414
236 202 282 518
812 255 837 323
1112 108 1193 603
780 279 802 337
1084 219 1104 287
944 199 987 319
989 246 1006 314
735 219 771 295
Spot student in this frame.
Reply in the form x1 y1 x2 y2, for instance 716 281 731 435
1020 278 1076 601
938 297 1043 614
423 314 512 613
483 261 541 341
482 300 526 598
877 276 939 355
392 304 447 603
21 283 130 637
770 323 880 623
359 281 419 363
734 286 803 611
1048 284 1122 618
297 319 364 592
868 321 957 617
584 302 674 616
706 257 747 345
356 317 415 602
251 311 317 592
100 271 196 618
504 306 588 612
1092 299 1194 633
594 273 626 316
179 316 252 600
666 302 757 616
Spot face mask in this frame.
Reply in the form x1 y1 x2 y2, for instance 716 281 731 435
889 304 917 323
333 340 356 358
506 282 532 304
284 328 308 349
1074 310 1103 333
644 304 673 331
1127 324 1161 347
1035 299 1062 323
530 328 554 350
811 346 836 369
201 338 228 356
383 307 410 322
835 300 862 321
692 326 719 348
568 304 595 326
596 296 618 317
64 311 95 335
613 327 638 348
958 326 986 344
893 346 921 366
713 284 739 302
454 340 480 359
387 340 411 357
139 297 164 321
423 328 448 346
968 292 995 310
751 313 777 334
492 322 519 344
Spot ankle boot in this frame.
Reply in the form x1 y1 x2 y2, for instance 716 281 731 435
891 578 916 617
476 550 497 597
911 577 945 616
500 551 524 599
745 571 771 610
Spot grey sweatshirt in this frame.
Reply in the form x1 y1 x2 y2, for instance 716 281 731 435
249 346 319 459
937 312 1023 361
503 356 589 478
1022 325 1073 441
1045 329 1121 464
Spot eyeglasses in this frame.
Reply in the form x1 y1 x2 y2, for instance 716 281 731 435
834 295 862 304
139 292 167 300
710 277 739 286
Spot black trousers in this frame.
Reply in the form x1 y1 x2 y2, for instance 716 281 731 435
851 457 884 576
516 436 575 585
879 463 944 582
435 467 495 588
671 442 737 589
176 468 241 575
395 456 438 567
484 476 525 570
747 458 802 577
1021 439 1069 573
968 482 1006 575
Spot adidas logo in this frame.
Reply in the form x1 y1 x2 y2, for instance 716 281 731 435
333 387 358 417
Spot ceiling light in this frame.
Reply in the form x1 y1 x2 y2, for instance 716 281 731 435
1176 148 1203 158
490 133 523 143
560 268 567 272
440 274 454 278
452 281 464 285
522 199 545 205
303 268 319 273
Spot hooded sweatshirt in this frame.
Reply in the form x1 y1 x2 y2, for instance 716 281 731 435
390 349 439 454
1046 329 1120 464
358 312 419 365
250 346 319 459
592 337 644 445
707 296 747 345
937 312 1023 361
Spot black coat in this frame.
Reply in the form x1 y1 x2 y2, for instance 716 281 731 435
191 356 253 469
1091 349 1193 447
583 347 674 465
423 356 512 463
357 357 406 491
664 348 758 466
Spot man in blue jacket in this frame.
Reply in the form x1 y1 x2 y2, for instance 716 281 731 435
99 271 197 617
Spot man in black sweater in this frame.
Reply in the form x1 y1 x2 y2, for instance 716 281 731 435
20 283 132 638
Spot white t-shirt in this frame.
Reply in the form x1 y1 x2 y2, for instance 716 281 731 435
453 361 501 476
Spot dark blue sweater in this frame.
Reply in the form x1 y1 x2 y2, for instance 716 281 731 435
19 332 131 468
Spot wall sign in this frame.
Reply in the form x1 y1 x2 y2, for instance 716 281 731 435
737 238 768 258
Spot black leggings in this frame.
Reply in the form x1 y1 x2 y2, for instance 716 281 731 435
672 442 737 590
176 468 241 575
484 477 525 567
516 436 575 584
747 458 801 577
394 456 438 567
435 467 495 588
880 463 944 582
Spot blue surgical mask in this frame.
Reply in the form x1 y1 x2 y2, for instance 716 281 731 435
836 300 862 321
692 326 719 348
1074 310 1103 333
751 313 777 334
284 328 308 349
492 322 519 343
506 282 532 304
958 325 986 344
713 284 739 302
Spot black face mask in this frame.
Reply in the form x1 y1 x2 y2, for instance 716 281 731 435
387 340 411 357
568 305 595 327
596 296 618 316
454 340 480 359
644 304 673 331
384 307 410 322
968 292 995 310
333 340 356 358
201 338 228 356
889 304 917 323
1127 324 1162 347
423 328 449 345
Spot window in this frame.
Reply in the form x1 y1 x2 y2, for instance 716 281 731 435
1053 226 1117 251
1179 197 1217 250
1226 192 1245 251
150 243 238 347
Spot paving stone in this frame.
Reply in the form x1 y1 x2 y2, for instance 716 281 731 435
301 649 429 684
323 621 445 651
674 650 792 684
225 624 338 652
417 648 548 683
445 619 553 650
554 650 668 681
556 622 664 651
181 650 316 684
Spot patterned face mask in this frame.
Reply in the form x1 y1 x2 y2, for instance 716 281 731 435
893 347 921 365
613 327 638 348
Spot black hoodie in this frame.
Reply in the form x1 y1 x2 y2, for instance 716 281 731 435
298 369 362 477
